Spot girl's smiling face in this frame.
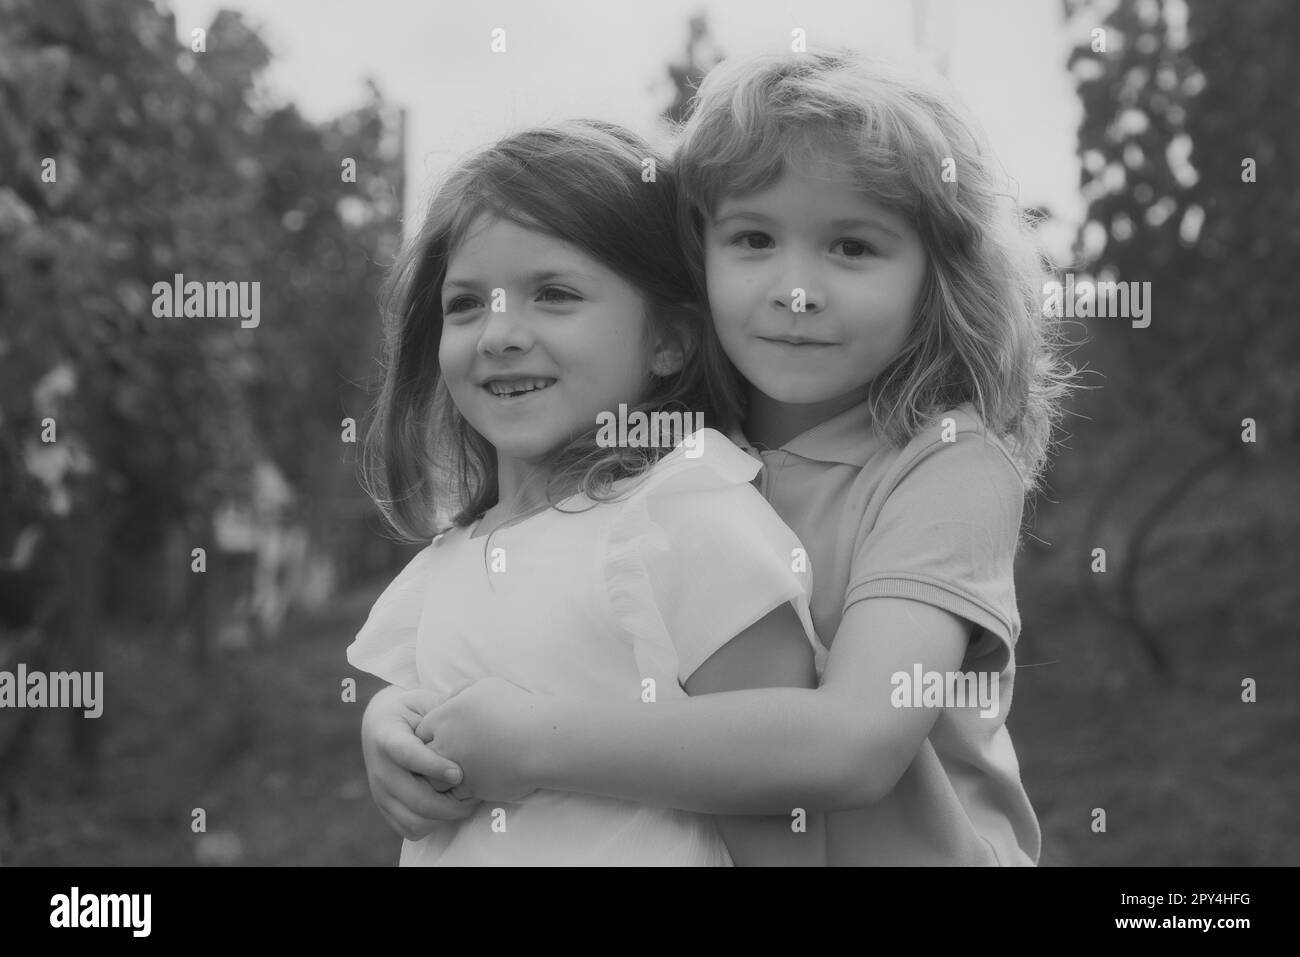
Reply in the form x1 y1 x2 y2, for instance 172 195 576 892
438 214 662 470
703 159 928 418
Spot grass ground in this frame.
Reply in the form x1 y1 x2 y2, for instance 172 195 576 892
4 430 1297 866
1012 426 1299 866
4 586 398 866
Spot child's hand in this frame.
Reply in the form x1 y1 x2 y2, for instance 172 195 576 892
414 677 541 805
361 686 480 840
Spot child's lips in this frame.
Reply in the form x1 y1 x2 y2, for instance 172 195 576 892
480 376 558 401
758 335 836 348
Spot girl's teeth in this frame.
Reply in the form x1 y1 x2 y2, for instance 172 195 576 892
488 378 554 396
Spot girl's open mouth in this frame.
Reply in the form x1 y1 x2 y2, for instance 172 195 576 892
483 377 557 399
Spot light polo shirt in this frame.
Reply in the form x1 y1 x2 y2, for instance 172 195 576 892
732 400 1041 865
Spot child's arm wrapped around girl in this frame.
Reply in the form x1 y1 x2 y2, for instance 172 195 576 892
355 432 832 865
412 429 1012 819
348 546 479 839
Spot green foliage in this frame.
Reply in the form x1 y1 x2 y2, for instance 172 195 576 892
0 0 402 609
1066 0 1300 442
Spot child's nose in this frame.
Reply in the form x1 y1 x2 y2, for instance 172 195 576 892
769 273 825 313
771 288 824 313
769 252 825 314
476 306 531 356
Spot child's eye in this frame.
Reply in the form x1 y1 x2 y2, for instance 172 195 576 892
537 286 581 304
731 231 775 251
444 295 480 314
832 238 876 258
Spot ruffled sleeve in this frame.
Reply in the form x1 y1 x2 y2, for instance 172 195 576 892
603 429 825 692
345 538 442 689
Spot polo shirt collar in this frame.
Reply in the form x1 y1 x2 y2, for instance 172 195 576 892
730 400 879 468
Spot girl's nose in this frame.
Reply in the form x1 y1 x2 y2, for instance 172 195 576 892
769 255 825 314
771 288 824 313
770 281 825 314
476 304 531 356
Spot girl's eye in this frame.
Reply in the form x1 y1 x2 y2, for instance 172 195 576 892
732 231 774 251
832 239 875 258
537 286 581 303
444 295 480 314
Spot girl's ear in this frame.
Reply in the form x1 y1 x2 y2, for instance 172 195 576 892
651 347 684 376
650 311 698 377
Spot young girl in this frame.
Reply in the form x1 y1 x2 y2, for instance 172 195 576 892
347 119 828 866
362 49 1074 865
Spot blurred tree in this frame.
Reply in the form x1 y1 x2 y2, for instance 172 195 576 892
661 12 723 126
0 0 402 787
1063 0 1300 671
1068 0 1300 435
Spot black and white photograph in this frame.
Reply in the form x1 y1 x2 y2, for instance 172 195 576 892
0 0 1294 905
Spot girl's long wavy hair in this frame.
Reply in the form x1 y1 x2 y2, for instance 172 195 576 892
361 120 741 543
673 49 1077 493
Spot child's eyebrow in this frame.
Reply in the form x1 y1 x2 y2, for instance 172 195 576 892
711 210 903 242
829 217 904 241
442 269 591 290
710 210 772 230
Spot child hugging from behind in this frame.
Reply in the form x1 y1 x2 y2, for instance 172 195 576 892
361 49 1074 866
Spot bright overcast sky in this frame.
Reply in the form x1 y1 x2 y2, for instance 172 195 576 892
167 0 1084 255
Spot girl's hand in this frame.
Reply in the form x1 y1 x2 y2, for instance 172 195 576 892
361 686 481 840
414 677 542 805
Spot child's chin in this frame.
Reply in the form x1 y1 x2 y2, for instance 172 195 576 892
757 378 850 406
466 420 557 458
493 437 564 462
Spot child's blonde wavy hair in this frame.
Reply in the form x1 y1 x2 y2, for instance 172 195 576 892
673 48 1075 492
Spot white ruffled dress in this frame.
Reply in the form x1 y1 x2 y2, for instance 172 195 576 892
347 429 824 866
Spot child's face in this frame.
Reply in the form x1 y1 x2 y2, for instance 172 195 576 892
438 214 659 466
703 160 927 411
